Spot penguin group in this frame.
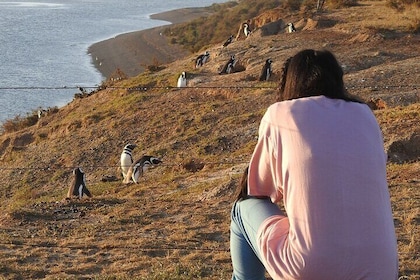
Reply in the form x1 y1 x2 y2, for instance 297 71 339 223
184 18 302 88
120 144 162 184
64 18 291 200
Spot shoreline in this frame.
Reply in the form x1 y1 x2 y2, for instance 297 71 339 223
88 7 213 79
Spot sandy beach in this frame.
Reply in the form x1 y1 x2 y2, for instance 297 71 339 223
88 7 213 79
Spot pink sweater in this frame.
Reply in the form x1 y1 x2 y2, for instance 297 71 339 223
248 96 398 279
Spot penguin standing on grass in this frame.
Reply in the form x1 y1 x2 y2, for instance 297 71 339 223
177 72 187 88
67 167 92 199
259 59 273 81
120 143 136 181
124 156 163 184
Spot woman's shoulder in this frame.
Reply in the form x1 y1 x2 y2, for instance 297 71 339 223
270 96 368 110
265 96 373 124
267 96 329 112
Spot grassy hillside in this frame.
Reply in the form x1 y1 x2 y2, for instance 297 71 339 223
163 0 418 52
0 0 419 279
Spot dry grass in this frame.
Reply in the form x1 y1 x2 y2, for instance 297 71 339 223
332 0 420 32
0 0 419 279
387 162 420 277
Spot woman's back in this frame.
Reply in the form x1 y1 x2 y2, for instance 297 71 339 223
249 96 398 279
231 49 398 280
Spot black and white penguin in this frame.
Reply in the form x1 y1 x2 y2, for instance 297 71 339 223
287 23 296 33
222 35 234 47
67 167 92 199
243 23 251 37
120 143 136 181
177 71 187 88
202 51 210 64
259 58 273 81
195 51 210 68
124 156 162 184
37 108 47 119
219 55 236 75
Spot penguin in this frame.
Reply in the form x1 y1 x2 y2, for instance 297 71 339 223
195 51 210 68
37 108 47 119
222 35 234 47
219 55 236 75
124 156 162 184
67 167 92 199
120 143 136 181
243 23 251 37
259 59 273 81
177 72 187 88
287 23 296 33
202 51 210 64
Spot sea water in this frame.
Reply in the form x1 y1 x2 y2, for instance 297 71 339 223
0 0 228 124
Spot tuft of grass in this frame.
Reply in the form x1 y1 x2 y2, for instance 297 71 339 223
1 113 38 134
1 107 59 135
387 0 420 11
6 184 33 212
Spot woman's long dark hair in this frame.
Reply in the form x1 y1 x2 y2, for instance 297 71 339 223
234 167 249 202
277 49 363 103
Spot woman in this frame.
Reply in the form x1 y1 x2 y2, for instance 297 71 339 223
230 49 398 280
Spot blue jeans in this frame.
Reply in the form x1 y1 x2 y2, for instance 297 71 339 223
230 198 284 280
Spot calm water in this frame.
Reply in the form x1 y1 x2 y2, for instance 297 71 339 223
0 0 227 124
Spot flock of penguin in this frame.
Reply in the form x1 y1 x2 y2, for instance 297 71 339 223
66 144 162 199
67 21 298 200
177 21 297 88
